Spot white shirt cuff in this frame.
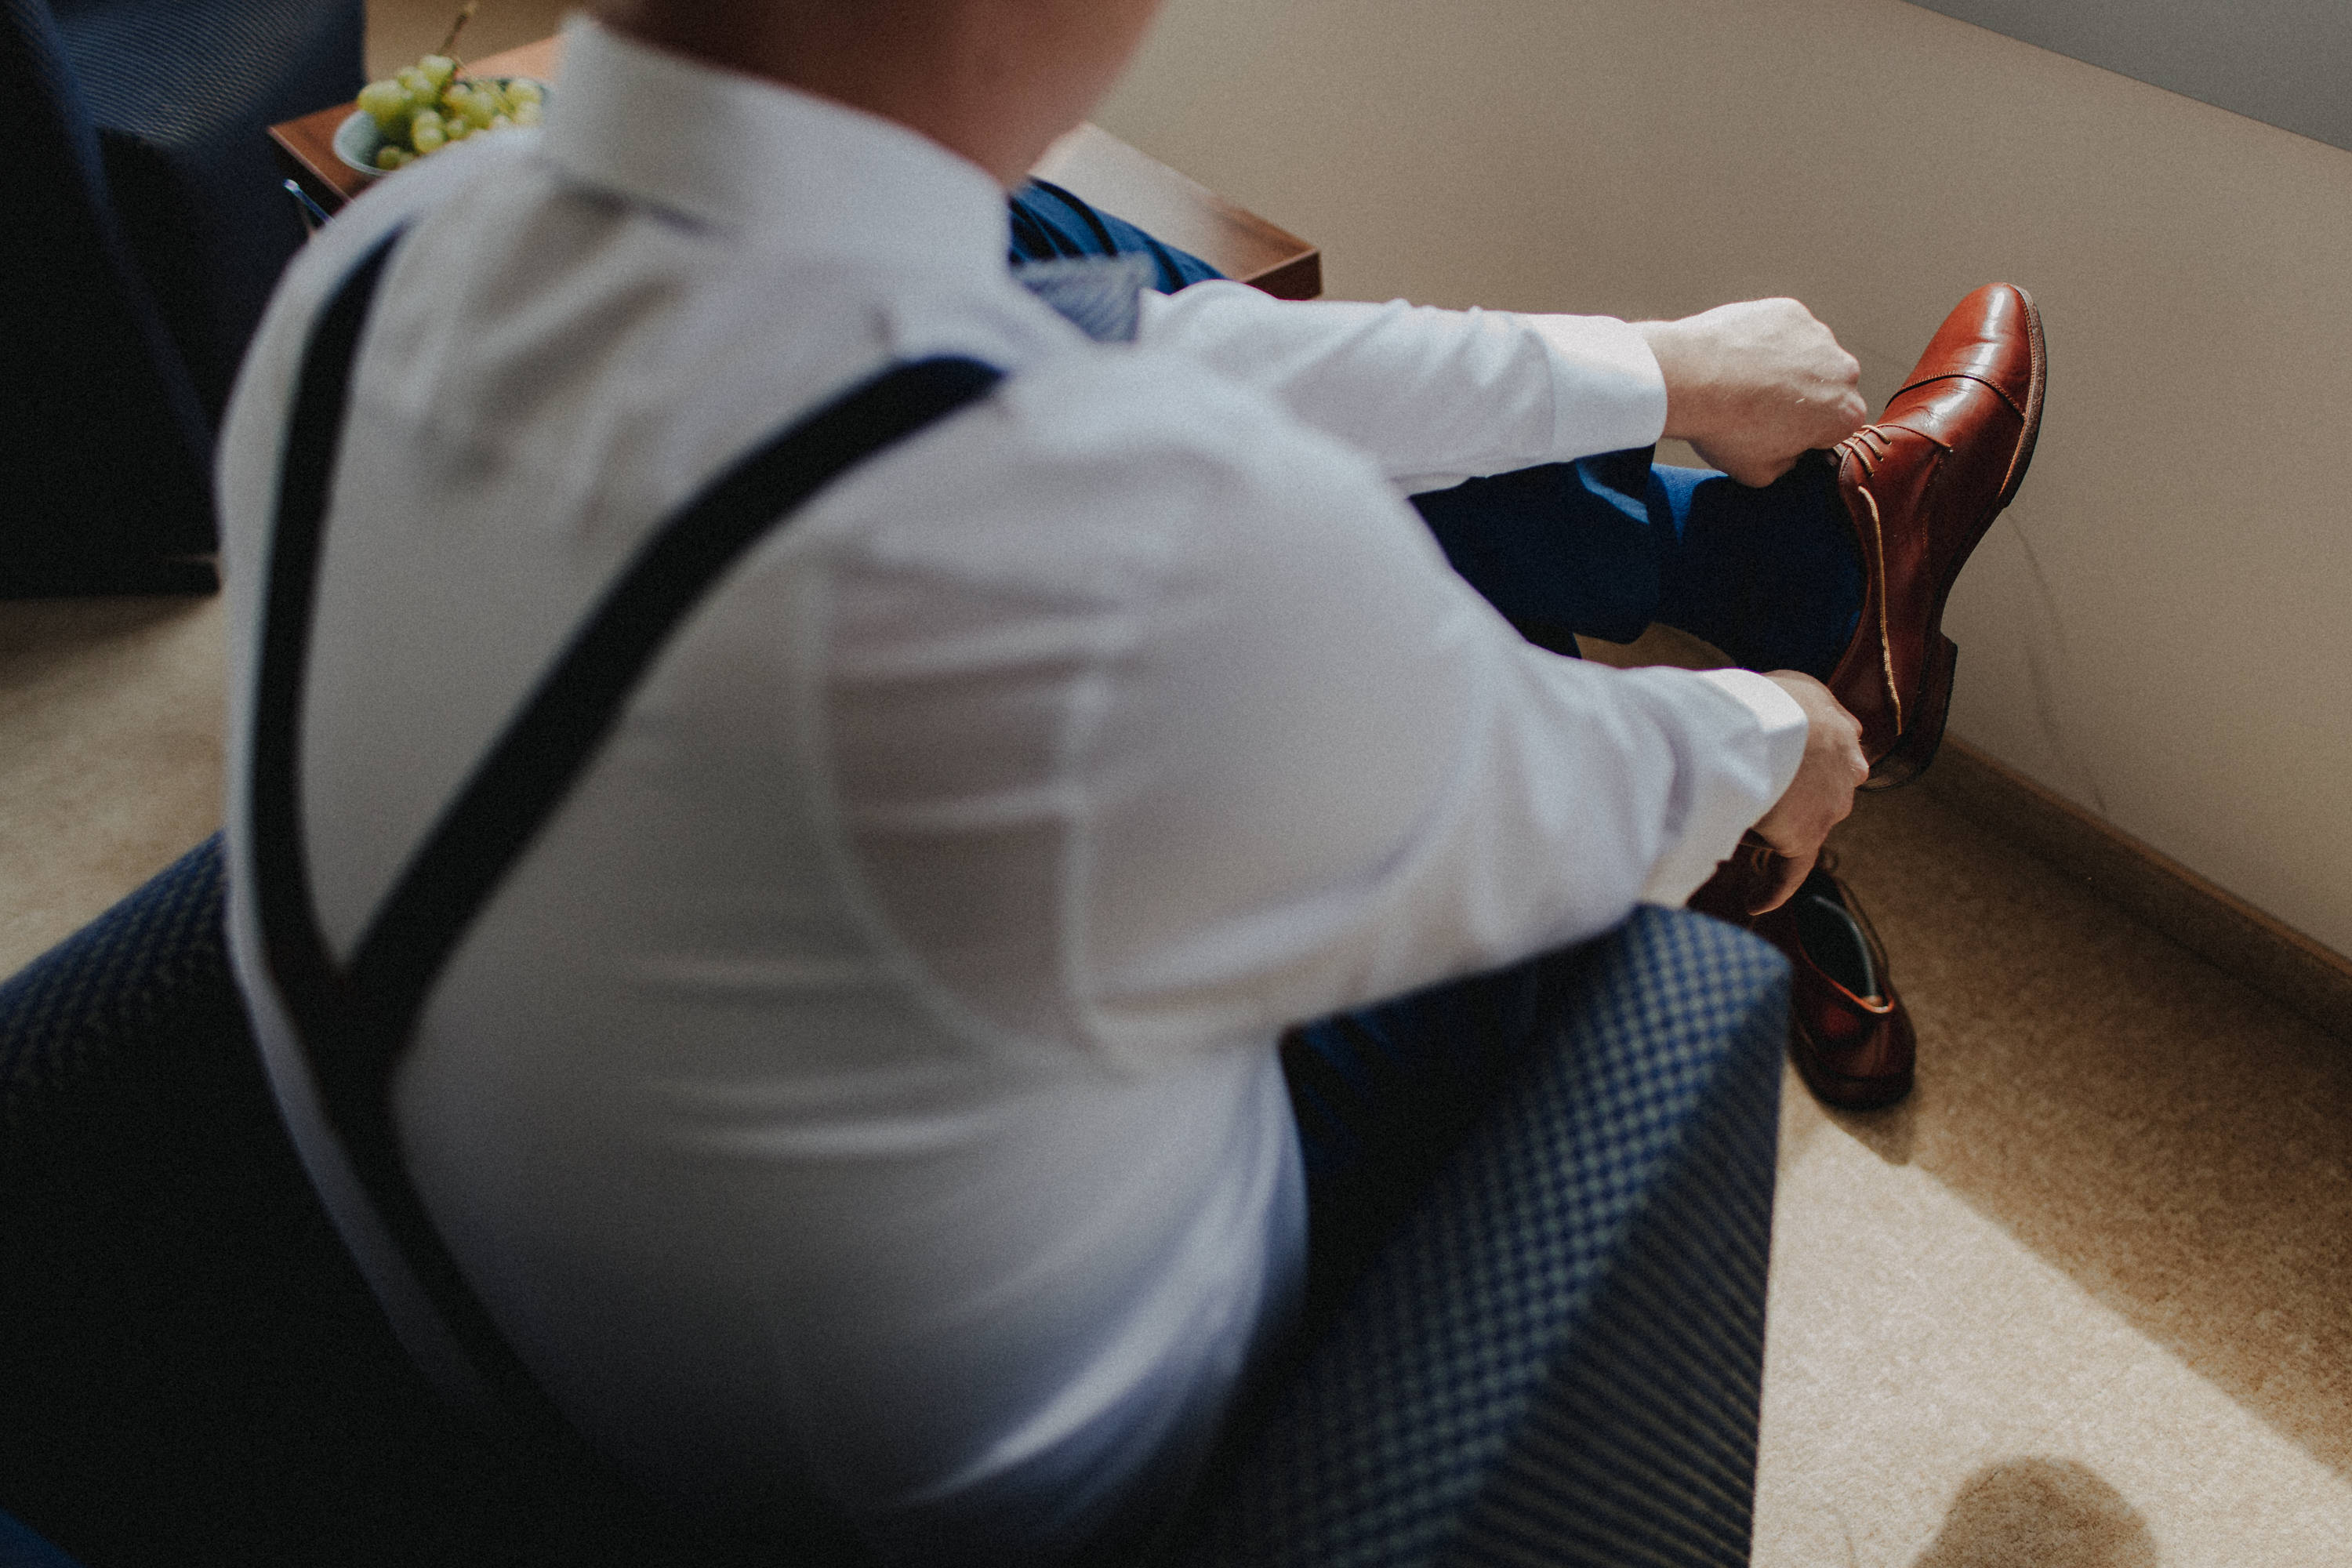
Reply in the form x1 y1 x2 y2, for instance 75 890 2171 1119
1523 314 1670 459
1693 666 1809 753
1637 667 1810 907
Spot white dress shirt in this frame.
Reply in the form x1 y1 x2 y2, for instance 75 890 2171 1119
217 19 1805 1563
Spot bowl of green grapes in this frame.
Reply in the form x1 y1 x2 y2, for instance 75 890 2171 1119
336 53 547 176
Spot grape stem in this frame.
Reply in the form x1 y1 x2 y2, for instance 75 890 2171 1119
436 2 477 69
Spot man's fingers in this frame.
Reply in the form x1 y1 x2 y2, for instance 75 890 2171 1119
1725 453 1797 488
1819 390 1870 446
1748 844 1817 916
1696 393 1868 487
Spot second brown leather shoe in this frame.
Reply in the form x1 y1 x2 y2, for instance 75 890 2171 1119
1829 283 2046 788
1751 861 1915 1110
1693 847 1915 1110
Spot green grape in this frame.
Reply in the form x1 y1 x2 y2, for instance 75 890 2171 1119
359 56 549 167
357 78 409 130
359 50 543 169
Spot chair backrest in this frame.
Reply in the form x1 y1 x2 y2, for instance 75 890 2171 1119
0 0 217 596
47 0 363 424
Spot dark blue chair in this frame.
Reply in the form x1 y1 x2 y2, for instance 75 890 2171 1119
0 0 359 597
0 838 517 1567
0 1508 85 1568
0 837 1784 1566
1174 905 1784 1567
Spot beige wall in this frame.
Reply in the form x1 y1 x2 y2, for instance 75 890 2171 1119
367 0 571 78
1098 0 2352 959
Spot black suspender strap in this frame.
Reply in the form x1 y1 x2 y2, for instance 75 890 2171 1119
251 227 1006 1443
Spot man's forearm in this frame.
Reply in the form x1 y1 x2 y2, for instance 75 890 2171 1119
1138 283 1665 489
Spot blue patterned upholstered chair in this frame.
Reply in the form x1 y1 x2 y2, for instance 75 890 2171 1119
0 837 487 1566
0 1508 84 1568
0 0 358 597
0 837 1785 1566
1172 905 1786 1568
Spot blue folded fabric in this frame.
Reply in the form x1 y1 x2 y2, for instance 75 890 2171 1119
1015 252 1156 343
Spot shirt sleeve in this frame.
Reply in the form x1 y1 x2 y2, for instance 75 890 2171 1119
1642 668 1809 905
1137 281 1668 493
823 358 1798 1069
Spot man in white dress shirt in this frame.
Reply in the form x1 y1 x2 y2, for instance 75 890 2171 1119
216 0 1904 1561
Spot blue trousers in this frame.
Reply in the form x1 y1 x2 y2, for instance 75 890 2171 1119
1007 181 1860 679
1010 182 1851 1311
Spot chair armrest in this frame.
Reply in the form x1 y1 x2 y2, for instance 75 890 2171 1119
1178 906 1789 1568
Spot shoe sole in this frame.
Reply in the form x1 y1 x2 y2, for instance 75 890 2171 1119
1863 286 2047 790
1791 1025 1916 1111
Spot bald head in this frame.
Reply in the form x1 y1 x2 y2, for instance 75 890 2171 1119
593 0 1165 185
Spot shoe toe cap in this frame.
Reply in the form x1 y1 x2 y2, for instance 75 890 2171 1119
1896 281 2041 415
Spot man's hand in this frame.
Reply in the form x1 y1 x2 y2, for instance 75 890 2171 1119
1744 671 1868 913
1635 300 1867 488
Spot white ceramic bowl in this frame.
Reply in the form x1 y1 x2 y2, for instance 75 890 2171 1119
333 78 550 177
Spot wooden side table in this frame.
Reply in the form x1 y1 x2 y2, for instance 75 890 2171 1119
270 37 1319 299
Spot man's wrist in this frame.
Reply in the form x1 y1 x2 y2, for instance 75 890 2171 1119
1631 318 1697 443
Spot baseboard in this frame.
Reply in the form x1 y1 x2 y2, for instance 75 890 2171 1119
1921 739 2352 1044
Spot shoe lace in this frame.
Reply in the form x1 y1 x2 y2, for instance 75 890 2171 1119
1835 423 1896 477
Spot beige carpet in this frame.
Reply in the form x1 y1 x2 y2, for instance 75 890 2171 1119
1764 782 2352 1566
0 597 223 978
1576 622 2352 1564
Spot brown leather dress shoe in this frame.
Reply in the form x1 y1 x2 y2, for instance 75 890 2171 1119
1691 847 1916 1110
1829 282 2046 788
